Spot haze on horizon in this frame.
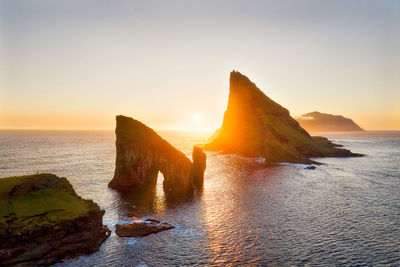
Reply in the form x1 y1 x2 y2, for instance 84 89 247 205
1 0 399 131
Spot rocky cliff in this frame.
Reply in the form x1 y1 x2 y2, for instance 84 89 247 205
296 111 364 132
108 115 206 193
0 173 110 266
203 71 362 163
191 146 207 187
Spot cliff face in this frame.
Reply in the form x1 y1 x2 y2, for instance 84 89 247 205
191 146 207 187
204 71 362 163
0 173 110 266
296 111 364 132
108 115 206 193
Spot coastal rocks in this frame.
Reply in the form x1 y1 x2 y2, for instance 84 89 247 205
0 173 110 266
203 71 362 163
108 115 206 193
116 218 174 237
296 111 364 132
191 146 207 187
305 165 316 170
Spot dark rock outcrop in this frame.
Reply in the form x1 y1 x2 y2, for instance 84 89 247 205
305 165 316 170
115 218 174 237
108 115 206 193
191 146 207 187
203 71 362 163
0 173 110 266
296 111 364 132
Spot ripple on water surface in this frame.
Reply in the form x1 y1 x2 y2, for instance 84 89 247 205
0 130 399 266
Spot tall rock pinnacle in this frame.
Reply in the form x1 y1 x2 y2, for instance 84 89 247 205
203 71 362 163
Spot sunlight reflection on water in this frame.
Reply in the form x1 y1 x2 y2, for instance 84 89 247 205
0 130 399 266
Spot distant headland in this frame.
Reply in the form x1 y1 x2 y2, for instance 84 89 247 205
296 111 364 132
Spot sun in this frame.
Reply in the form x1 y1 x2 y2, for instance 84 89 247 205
183 112 211 133
192 113 204 122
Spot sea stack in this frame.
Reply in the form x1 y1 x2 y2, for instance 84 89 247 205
0 173 110 266
191 146 207 187
296 111 364 132
203 71 362 163
109 115 206 193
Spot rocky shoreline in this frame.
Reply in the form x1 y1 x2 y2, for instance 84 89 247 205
0 173 110 266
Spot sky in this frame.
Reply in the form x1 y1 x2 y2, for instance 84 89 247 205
1 0 399 131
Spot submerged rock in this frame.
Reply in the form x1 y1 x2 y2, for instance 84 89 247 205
115 218 174 237
305 165 316 170
0 173 110 266
108 115 206 193
296 111 364 132
204 71 362 163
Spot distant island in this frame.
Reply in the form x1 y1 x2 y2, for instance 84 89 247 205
203 71 362 163
296 111 364 132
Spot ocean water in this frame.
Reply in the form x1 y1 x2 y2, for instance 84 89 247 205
0 130 399 266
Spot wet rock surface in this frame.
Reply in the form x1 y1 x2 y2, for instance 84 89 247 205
116 218 174 237
305 165 316 170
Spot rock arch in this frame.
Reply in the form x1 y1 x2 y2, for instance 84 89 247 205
108 116 206 194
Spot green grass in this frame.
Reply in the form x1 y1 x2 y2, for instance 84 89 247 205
0 173 92 233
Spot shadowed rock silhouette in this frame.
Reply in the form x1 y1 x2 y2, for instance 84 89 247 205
108 115 206 194
191 146 207 187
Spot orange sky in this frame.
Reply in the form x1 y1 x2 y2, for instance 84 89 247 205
1 1 399 131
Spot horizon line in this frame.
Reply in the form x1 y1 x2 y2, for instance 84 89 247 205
0 127 400 132
0 127 215 133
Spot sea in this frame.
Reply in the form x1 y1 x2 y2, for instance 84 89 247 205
0 130 399 266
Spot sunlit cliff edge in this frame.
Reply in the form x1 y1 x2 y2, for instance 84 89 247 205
203 71 363 163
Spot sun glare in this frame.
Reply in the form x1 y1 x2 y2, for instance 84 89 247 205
192 113 204 122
